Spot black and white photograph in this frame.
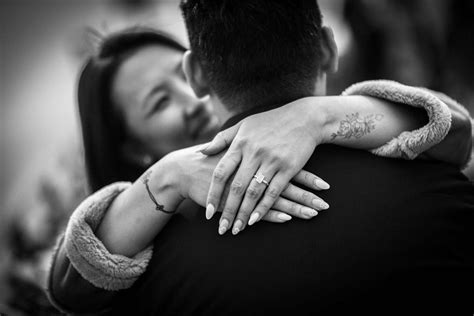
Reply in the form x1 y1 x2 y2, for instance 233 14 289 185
1 0 473 315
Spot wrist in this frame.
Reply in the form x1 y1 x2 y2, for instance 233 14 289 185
304 97 333 145
149 155 185 209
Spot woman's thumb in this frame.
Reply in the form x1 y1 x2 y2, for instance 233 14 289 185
200 123 240 155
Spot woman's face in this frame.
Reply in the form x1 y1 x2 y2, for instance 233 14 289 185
111 44 220 159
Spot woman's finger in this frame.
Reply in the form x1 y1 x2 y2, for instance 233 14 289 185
261 210 292 223
231 167 277 235
206 146 242 220
247 172 292 226
217 157 260 235
273 197 319 219
281 183 329 211
200 123 242 156
292 170 330 190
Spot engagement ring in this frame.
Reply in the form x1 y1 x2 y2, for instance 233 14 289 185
253 172 269 186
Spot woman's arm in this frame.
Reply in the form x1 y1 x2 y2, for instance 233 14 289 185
340 80 472 165
203 81 472 234
47 147 329 312
95 148 328 256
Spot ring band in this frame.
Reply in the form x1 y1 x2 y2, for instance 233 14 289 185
253 172 269 186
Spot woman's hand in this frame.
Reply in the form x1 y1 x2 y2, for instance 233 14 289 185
166 145 330 232
199 99 331 235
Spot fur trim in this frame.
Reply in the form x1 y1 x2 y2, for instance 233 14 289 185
343 80 452 159
64 182 153 291
421 88 473 168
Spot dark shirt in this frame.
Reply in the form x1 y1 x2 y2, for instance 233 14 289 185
111 106 474 315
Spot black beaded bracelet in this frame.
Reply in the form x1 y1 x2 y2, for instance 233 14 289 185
142 171 176 214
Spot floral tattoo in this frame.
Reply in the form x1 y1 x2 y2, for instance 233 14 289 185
331 113 384 140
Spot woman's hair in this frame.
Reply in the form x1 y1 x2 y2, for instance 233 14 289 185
77 26 187 192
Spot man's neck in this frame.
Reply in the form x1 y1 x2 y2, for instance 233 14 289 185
211 75 327 124
210 95 235 123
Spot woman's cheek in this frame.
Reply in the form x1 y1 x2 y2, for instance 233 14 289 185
157 109 188 149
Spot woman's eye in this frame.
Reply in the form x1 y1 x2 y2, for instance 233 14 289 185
154 96 170 112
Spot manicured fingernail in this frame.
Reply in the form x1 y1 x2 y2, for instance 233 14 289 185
248 213 260 226
232 220 243 235
312 199 329 210
219 219 229 235
199 143 211 153
206 204 215 220
314 179 330 190
277 213 292 221
302 208 318 217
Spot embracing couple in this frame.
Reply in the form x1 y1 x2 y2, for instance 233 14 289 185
49 0 473 315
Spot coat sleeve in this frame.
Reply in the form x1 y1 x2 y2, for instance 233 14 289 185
46 182 153 314
342 80 454 160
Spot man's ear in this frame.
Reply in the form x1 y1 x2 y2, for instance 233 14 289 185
320 26 338 73
182 50 210 98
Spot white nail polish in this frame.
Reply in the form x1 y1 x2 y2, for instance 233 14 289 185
276 213 292 221
303 208 318 217
232 220 243 235
312 199 329 210
248 213 260 225
319 201 329 210
206 204 215 220
219 219 228 235
314 179 330 190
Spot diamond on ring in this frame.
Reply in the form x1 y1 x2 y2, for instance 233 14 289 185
254 172 269 186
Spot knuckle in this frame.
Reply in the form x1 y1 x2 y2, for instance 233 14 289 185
246 187 260 200
254 146 268 157
236 136 249 148
231 181 245 195
270 155 284 166
213 168 226 182
227 153 240 165
267 186 281 199
301 191 309 203
290 202 297 213
290 202 301 214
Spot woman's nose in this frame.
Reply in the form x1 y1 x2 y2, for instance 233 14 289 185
184 100 208 119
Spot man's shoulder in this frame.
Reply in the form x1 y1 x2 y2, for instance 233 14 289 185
308 144 470 184
306 144 474 210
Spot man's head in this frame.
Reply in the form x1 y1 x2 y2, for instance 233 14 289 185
181 0 338 113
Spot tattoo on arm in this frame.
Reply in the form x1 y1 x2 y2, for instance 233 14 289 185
330 113 384 140
142 169 175 214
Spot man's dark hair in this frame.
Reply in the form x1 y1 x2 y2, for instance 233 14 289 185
180 0 323 111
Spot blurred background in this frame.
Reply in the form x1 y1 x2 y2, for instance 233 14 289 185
1 0 473 314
